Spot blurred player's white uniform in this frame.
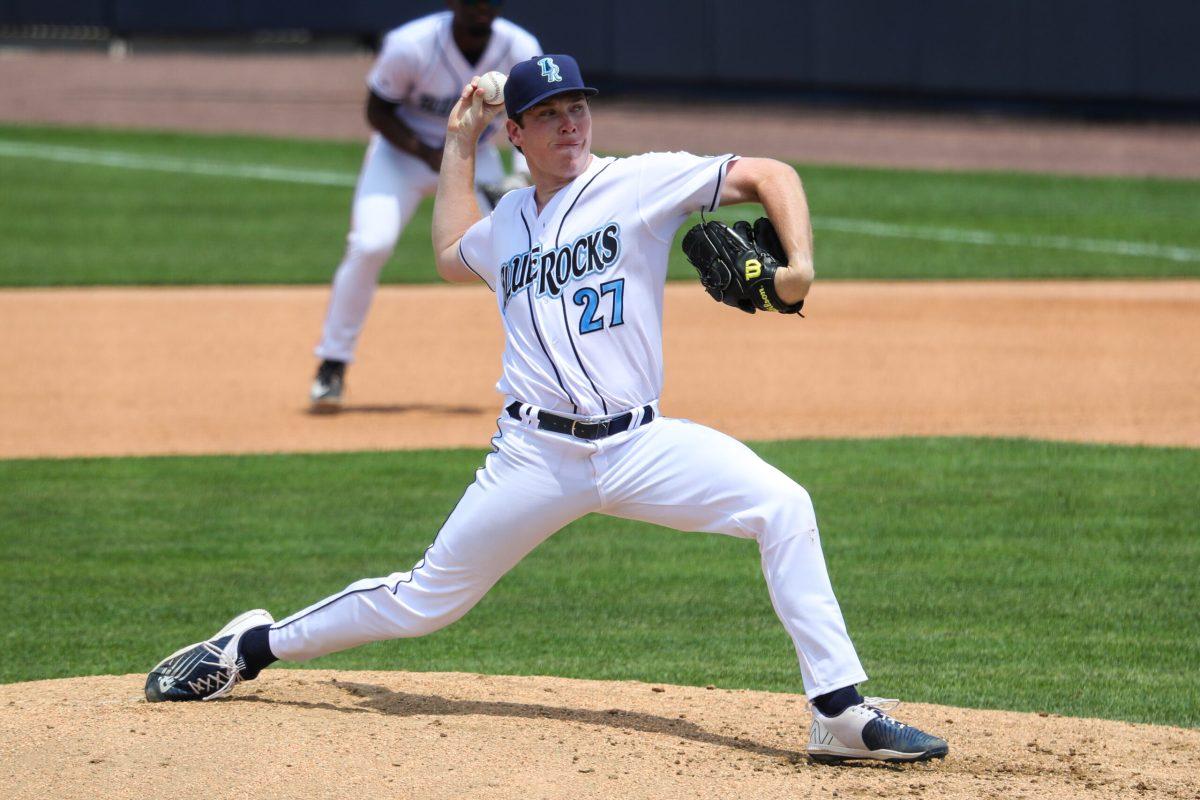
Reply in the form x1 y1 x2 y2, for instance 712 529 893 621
315 11 540 367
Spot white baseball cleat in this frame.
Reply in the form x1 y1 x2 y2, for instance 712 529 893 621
807 697 949 764
144 609 274 702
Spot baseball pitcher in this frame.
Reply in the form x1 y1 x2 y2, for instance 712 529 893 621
148 54 948 766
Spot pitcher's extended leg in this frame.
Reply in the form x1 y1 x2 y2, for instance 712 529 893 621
268 423 599 661
600 418 867 698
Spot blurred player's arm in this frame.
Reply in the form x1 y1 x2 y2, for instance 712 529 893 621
721 158 814 304
365 90 443 172
433 81 502 283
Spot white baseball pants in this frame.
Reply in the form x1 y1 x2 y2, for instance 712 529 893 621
269 410 868 697
314 134 507 364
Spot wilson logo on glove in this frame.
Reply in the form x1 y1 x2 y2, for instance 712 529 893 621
681 217 805 315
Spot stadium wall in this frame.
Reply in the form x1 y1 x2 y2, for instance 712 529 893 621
2 0 1196 106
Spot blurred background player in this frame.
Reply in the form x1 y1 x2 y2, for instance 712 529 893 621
309 0 540 410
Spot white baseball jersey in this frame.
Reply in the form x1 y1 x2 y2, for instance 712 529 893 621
458 152 738 416
368 12 541 149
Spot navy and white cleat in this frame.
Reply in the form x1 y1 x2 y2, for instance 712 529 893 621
144 609 274 702
807 697 949 764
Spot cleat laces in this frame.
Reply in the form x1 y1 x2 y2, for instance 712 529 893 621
173 639 241 700
862 696 908 728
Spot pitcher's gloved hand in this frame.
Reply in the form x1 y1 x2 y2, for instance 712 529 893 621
681 217 805 315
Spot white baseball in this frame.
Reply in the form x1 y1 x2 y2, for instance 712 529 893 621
478 71 507 105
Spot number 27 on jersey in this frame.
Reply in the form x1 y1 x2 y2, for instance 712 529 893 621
573 279 625 335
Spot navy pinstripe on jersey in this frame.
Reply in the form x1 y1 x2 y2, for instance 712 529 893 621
459 152 737 415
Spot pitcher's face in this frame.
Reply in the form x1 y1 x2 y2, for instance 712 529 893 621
508 93 592 182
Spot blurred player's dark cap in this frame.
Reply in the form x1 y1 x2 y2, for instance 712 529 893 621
504 54 598 115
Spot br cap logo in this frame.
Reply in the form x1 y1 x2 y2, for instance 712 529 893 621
538 56 563 83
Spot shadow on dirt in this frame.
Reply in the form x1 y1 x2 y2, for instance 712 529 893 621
305 403 487 416
234 679 874 766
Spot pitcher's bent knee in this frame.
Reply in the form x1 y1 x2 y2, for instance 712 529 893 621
745 482 818 547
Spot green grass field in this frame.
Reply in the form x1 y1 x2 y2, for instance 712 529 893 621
3 123 1197 733
2 123 1198 286
2 438 1196 728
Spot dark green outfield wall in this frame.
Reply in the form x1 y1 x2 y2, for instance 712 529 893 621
4 0 1198 108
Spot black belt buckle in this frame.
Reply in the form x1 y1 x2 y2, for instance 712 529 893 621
571 418 609 440
571 417 609 441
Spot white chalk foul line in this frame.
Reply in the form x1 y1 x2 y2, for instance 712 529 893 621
813 216 1200 264
0 139 356 187
2 138 1197 263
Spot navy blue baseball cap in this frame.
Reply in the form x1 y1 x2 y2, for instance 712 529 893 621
503 54 598 115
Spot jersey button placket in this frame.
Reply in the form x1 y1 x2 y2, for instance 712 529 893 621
589 444 610 507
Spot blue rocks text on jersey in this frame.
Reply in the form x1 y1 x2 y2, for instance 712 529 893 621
500 223 621 305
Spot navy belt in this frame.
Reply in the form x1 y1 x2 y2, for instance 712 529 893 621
506 401 655 441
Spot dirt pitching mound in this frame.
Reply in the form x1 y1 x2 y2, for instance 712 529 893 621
2 671 1196 800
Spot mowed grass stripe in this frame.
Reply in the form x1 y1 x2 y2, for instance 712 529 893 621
0 139 357 188
1 437 1196 728
2 125 1199 284
814 215 1200 263
4 136 1198 263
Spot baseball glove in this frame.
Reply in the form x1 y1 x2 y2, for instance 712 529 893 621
681 217 805 315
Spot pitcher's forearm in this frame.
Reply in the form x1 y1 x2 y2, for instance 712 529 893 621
432 133 483 255
431 79 502 278
758 166 812 271
757 165 814 303
722 158 814 303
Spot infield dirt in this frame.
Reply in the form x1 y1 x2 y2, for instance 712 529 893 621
2 280 1200 457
